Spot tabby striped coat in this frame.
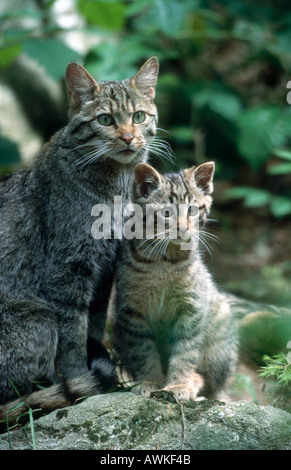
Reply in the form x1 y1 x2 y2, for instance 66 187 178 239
0 57 159 418
113 162 238 400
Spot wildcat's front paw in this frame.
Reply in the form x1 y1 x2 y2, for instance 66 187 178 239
131 382 160 398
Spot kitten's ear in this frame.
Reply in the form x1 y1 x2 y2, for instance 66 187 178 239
131 56 159 99
134 163 162 198
66 63 100 117
191 161 215 194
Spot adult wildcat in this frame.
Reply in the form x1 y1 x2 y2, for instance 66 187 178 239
0 57 159 422
112 162 238 401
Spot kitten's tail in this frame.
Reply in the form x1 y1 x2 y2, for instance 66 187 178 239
229 294 291 365
0 357 117 431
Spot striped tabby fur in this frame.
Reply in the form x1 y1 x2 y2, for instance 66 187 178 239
0 57 160 425
112 162 238 401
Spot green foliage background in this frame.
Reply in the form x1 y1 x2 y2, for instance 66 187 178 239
1 0 291 219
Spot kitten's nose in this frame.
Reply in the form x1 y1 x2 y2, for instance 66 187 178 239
178 219 189 236
179 226 188 234
121 134 134 145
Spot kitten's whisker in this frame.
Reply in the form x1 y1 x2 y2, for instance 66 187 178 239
145 239 159 260
147 238 165 261
154 236 166 260
198 235 214 259
138 231 166 248
142 238 160 254
199 230 221 244
159 236 170 259
142 232 167 253
206 218 219 223
163 236 171 258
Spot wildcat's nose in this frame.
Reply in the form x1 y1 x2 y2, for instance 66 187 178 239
121 134 134 145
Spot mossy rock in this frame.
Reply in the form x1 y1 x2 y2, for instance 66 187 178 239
0 392 290 450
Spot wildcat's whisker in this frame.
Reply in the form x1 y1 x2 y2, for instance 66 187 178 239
149 139 174 153
74 145 111 169
72 139 108 152
147 144 175 164
156 127 170 134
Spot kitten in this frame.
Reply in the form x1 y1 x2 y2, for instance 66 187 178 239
0 57 159 423
112 162 238 401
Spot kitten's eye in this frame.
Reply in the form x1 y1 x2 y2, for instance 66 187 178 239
160 206 176 218
188 205 198 217
97 114 113 126
133 111 146 124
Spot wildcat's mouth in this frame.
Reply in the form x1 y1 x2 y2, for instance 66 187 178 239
115 147 140 164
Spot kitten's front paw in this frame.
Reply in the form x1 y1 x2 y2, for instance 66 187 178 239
151 384 202 402
131 382 160 398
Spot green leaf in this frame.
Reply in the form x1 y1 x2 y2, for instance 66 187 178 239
125 0 155 17
224 186 253 199
0 45 21 68
23 38 80 80
151 0 186 36
224 186 271 208
77 0 126 30
85 36 159 80
130 0 197 36
273 149 291 161
237 106 291 169
170 126 193 143
243 189 271 208
192 87 242 121
267 162 291 175
270 196 291 218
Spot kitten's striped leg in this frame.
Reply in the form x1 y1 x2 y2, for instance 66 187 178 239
152 317 205 401
113 307 165 397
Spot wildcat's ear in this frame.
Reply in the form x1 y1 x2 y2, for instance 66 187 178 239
66 63 100 117
134 163 162 198
131 56 159 99
187 161 215 195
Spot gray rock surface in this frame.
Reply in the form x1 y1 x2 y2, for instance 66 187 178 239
0 392 290 450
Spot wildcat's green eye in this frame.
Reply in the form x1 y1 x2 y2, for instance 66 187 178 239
133 111 146 124
97 114 113 126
